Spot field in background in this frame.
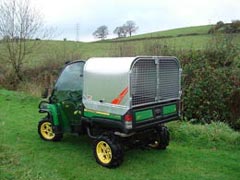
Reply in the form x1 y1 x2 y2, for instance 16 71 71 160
112 25 213 40
0 89 240 180
15 25 240 68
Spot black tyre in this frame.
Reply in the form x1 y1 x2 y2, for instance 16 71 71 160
149 126 170 150
93 135 123 168
38 118 62 141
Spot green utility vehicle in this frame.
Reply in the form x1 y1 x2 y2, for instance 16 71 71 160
38 56 182 168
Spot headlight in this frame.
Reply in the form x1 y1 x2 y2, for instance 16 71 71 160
39 101 49 109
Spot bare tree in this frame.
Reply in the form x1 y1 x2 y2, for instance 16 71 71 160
113 27 121 38
124 20 138 37
113 26 127 38
0 0 47 81
93 25 109 40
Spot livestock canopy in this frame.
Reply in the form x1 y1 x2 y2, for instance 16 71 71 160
83 56 181 116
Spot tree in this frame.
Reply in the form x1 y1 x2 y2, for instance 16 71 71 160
0 0 47 81
124 20 138 37
113 26 127 38
216 21 224 29
230 20 240 33
113 27 121 38
93 25 109 40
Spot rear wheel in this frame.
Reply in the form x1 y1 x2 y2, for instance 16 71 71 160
38 118 62 141
149 126 170 150
94 135 123 168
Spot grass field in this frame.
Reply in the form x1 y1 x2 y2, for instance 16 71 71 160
1 89 240 180
113 25 213 40
1 25 240 179
1 24 239 69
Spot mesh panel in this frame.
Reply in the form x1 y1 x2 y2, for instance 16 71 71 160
131 58 180 107
159 59 179 100
131 59 157 106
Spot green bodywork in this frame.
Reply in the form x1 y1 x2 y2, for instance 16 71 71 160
135 109 153 121
163 104 177 115
40 61 85 132
84 109 121 121
135 104 177 122
44 102 77 131
47 104 60 126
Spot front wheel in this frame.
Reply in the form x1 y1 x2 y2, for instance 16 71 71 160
93 135 123 168
38 118 62 141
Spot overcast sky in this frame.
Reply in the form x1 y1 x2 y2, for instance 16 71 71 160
32 0 240 42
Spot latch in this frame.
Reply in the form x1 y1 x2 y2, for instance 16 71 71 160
154 57 159 64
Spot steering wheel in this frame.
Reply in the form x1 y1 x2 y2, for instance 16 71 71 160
68 91 82 101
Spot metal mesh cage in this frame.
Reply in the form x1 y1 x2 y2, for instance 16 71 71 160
130 57 180 107
131 59 157 106
158 59 180 100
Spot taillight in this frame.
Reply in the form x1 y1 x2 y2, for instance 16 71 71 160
124 114 133 122
124 113 133 129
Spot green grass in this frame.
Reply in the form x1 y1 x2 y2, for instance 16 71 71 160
22 34 240 68
1 24 240 69
1 89 240 180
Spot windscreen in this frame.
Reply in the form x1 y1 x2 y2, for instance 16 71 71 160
55 62 84 91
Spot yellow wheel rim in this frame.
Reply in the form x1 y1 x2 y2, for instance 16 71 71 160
96 141 112 164
149 141 159 148
40 122 55 140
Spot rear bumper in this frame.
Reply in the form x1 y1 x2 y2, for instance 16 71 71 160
131 114 179 133
127 100 180 133
84 100 180 134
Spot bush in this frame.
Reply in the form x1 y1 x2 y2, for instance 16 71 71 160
208 20 240 34
168 121 240 149
142 40 173 56
108 42 137 56
182 64 232 123
180 34 240 129
228 89 240 129
0 69 20 90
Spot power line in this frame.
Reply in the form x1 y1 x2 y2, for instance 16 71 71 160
76 23 79 42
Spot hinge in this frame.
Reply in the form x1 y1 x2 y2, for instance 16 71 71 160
179 90 182 96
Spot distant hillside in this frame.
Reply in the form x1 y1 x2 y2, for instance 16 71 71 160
110 25 213 42
0 24 239 69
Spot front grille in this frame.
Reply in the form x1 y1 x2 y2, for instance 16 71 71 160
130 57 180 107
